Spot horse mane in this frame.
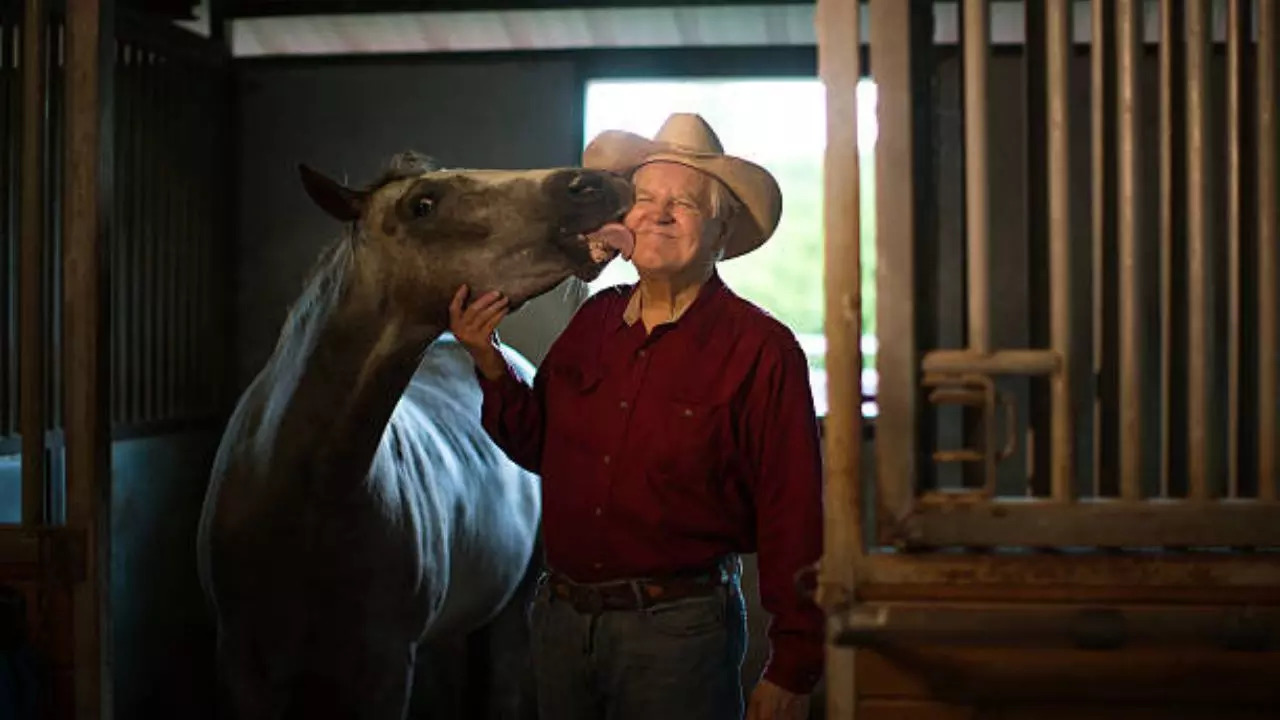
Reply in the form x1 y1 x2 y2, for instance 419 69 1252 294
274 150 441 355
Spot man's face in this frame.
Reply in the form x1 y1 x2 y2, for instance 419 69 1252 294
623 161 724 280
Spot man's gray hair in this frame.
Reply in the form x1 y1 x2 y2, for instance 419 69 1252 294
707 177 741 223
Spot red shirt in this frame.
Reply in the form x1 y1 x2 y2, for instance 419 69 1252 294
475 271 825 694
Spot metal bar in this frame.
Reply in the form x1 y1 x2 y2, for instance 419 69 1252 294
1091 0 1117 498
900 498 1280 548
20 0 48 527
1260 0 1278 502
872 0 919 538
1046 0 1072 503
64 0 112 713
1158 0 1178 500
1185 0 1213 501
815 1 861 717
1116 0 1142 501
1227 0 1244 498
963 0 989 353
921 349 1060 376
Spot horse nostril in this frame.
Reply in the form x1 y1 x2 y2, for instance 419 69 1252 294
568 172 604 196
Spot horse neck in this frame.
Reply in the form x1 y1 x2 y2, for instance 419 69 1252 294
260 238 443 485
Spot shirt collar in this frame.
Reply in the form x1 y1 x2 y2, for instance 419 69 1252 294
616 270 725 331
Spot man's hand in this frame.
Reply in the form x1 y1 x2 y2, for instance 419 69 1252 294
448 285 509 380
746 679 810 720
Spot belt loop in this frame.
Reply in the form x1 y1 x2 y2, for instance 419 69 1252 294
628 580 646 610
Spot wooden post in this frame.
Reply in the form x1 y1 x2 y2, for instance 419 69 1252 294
817 0 862 717
65 0 114 716
20 0 48 528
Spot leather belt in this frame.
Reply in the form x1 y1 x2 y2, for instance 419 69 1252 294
544 556 739 616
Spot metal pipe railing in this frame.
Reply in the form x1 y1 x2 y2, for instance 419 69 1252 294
1158 0 1179 501
1090 0 1112 499
964 0 990 355
1226 0 1245 498
1116 0 1143 501
1046 0 1074 503
1185 0 1213 502
1259 0 1279 502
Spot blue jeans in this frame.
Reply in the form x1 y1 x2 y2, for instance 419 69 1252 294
529 574 748 720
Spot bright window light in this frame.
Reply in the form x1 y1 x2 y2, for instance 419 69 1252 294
582 77 879 418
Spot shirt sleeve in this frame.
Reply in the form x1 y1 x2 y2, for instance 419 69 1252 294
474 352 547 475
740 332 826 695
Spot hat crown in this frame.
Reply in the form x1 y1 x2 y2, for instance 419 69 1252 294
653 113 724 154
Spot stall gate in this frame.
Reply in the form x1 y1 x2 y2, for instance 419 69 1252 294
0 0 233 717
818 0 1280 718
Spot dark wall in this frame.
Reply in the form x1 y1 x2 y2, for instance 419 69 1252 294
234 55 587 388
110 429 222 719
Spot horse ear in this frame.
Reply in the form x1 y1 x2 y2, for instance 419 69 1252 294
298 163 365 223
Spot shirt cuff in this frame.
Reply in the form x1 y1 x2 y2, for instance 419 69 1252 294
761 643 823 695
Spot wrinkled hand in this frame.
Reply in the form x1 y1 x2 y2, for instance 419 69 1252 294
746 680 810 720
448 285 509 380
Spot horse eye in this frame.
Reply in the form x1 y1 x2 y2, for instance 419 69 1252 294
412 196 436 218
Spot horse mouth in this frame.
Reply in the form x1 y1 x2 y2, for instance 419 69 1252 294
565 221 634 281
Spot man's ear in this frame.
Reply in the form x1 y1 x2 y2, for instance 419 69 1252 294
298 163 366 223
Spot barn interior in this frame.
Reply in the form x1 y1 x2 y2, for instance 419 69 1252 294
0 0 1278 718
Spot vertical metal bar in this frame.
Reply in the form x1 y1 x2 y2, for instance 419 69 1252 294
871 0 919 539
1046 0 1074 502
1116 0 1142 500
64 0 112 713
1158 0 1177 499
20 0 47 526
1226 0 1244 498
1091 0 1116 497
963 0 989 354
816 0 861 715
1185 0 1212 501
1258 0 1278 502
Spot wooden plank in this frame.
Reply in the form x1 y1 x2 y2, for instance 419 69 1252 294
895 497 1280 548
0 527 85 581
871 0 919 542
833 601 1280 650
64 0 113 716
816 1 862 719
859 552 1280 603
855 645 1280 705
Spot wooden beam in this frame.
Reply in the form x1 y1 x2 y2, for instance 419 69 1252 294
817 1 863 719
832 601 1280 650
892 498 1280 548
64 0 115 716
859 551 1280 604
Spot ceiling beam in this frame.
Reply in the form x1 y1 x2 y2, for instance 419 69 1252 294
227 0 818 18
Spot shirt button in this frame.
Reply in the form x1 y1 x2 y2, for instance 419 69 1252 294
603 455 611 464
638 349 646 358
619 400 628 410
593 562 603 570
594 506 603 516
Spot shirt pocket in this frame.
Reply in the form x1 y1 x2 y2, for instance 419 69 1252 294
651 391 733 479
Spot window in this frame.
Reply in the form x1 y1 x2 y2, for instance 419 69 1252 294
582 77 879 418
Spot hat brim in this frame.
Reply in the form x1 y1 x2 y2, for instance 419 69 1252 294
582 130 782 260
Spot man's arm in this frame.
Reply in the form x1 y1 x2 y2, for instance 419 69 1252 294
740 331 826 696
474 355 547 475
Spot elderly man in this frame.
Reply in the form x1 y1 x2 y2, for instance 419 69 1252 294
450 113 824 720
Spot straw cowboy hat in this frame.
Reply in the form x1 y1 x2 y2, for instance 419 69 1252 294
582 112 783 260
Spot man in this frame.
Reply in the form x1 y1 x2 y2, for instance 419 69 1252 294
450 112 824 720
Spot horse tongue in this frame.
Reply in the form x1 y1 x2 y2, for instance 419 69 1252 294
587 223 635 261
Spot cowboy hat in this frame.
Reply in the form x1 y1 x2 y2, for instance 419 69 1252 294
581 112 782 260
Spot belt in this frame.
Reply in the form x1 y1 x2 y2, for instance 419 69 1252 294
543 556 740 616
